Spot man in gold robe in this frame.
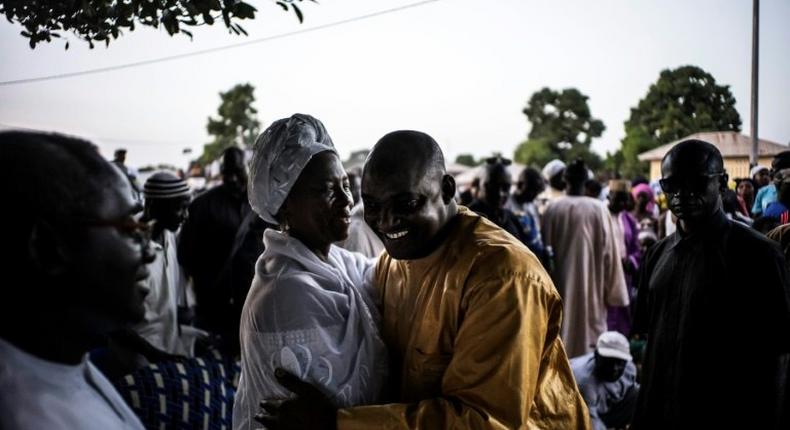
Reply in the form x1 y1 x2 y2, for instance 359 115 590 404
256 130 591 429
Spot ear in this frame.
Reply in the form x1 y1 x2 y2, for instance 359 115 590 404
441 174 456 204
28 220 70 277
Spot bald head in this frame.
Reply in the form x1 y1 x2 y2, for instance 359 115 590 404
364 130 446 182
662 139 724 176
361 130 457 260
660 139 727 225
478 161 511 209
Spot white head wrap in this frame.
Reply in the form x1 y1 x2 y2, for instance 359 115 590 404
542 159 566 181
248 114 337 224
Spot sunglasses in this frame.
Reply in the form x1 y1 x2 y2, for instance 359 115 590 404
659 172 724 194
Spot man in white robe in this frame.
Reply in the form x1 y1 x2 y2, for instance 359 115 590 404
543 159 629 358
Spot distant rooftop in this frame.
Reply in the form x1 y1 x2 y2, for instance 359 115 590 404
637 131 788 161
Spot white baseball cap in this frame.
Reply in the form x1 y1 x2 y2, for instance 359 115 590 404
750 165 769 178
596 331 632 361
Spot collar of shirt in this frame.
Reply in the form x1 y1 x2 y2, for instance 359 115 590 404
670 209 729 250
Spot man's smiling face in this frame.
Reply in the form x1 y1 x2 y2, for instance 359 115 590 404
361 131 455 260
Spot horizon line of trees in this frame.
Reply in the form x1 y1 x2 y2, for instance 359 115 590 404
503 65 742 177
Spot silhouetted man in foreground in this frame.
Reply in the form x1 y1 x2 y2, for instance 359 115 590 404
0 131 153 429
255 130 590 429
633 139 790 429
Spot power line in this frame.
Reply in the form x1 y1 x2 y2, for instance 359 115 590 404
0 122 196 147
0 0 441 87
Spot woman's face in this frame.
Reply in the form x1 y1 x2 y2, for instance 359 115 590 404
737 180 754 200
636 191 651 211
281 151 353 247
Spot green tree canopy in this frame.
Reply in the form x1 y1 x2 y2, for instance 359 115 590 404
513 87 605 170
611 65 742 177
200 83 260 165
454 153 482 167
1 0 315 49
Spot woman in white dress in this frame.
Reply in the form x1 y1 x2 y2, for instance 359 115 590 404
232 114 387 430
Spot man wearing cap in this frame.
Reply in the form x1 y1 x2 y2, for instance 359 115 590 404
133 171 204 356
753 164 772 188
536 159 566 213
633 139 790 429
571 331 639 430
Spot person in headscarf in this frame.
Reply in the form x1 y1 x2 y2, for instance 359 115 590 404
232 114 388 430
631 183 658 234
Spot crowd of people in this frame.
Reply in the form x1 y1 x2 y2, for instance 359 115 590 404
1 117 788 430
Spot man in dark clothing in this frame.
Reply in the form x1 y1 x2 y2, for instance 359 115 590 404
632 139 790 429
112 148 141 202
178 146 252 355
468 157 530 245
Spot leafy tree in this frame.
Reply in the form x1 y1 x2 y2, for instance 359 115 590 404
513 87 605 169
612 65 742 177
200 83 260 165
1 0 316 49
454 153 481 167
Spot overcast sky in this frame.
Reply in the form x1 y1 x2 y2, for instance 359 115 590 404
1 0 788 169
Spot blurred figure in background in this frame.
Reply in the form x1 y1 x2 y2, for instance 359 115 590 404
339 167 384 258
506 166 547 263
761 166 790 225
468 157 529 245
178 146 252 355
537 159 566 213
735 177 756 218
133 171 204 357
543 158 628 357
631 183 658 235
751 153 790 217
606 180 641 336
585 179 603 200
112 148 142 202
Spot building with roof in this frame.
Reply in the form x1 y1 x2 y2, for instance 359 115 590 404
638 131 788 181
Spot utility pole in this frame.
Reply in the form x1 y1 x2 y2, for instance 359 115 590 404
750 0 759 167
